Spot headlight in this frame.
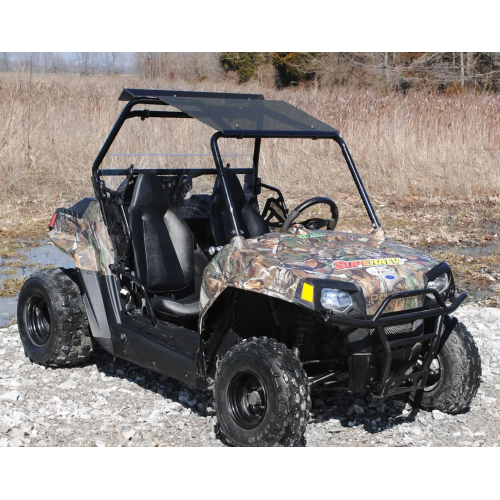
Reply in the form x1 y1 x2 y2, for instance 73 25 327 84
320 288 352 313
427 273 449 294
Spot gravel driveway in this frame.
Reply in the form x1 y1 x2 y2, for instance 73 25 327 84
1 305 498 447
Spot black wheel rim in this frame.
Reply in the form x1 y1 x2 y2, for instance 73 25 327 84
26 294 52 346
228 371 267 430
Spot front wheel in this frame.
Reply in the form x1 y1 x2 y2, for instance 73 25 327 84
214 337 310 447
409 317 481 414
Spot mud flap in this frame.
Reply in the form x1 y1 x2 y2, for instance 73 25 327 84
78 270 114 354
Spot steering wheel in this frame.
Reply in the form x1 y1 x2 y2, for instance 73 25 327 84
281 197 339 233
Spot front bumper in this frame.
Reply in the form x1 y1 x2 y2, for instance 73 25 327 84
325 289 466 397
323 288 466 329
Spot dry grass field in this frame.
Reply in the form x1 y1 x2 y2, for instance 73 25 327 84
0 71 499 302
1 71 499 210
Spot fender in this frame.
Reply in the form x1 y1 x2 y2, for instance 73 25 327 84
49 199 115 276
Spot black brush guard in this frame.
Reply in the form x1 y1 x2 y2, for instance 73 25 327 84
325 289 467 397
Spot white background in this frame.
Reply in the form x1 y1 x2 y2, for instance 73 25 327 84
0 1 498 498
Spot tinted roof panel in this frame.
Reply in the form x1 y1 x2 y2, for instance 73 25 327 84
158 96 338 134
119 88 264 101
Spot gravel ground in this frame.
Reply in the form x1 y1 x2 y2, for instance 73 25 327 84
0 305 498 447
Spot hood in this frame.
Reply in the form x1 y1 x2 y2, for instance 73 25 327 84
200 225 442 319
242 226 440 316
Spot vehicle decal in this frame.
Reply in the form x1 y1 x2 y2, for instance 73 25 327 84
297 233 326 239
333 258 407 271
301 283 314 302
366 266 391 276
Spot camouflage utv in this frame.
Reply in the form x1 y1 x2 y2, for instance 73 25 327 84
17 89 481 447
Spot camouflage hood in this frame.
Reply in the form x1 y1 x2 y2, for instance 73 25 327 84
200 225 440 320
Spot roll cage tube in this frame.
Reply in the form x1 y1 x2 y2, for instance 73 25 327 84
333 136 380 229
210 132 242 237
92 98 192 176
210 131 381 239
91 98 264 229
91 98 191 226
91 97 380 232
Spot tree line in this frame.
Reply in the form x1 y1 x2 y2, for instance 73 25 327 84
2 52 500 93
0 52 130 75
216 52 500 92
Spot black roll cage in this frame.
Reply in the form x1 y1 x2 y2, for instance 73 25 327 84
92 95 381 232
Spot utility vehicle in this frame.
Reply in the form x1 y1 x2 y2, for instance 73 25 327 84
17 89 481 446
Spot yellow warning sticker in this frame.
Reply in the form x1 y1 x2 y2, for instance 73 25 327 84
301 283 314 302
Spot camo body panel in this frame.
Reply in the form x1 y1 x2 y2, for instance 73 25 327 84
200 225 440 321
49 201 115 275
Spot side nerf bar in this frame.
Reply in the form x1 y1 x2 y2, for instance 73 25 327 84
324 289 467 328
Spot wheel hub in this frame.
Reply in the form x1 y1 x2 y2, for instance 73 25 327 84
228 372 267 430
247 390 262 406
425 358 441 391
26 294 51 346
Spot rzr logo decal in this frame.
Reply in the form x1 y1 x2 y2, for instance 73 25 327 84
333 257 407 271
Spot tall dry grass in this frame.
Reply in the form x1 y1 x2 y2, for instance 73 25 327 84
0 71 499 224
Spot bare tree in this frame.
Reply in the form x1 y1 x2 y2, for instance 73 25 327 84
75 52 90 74
75 52 103 75
1 52 12 71
135 52 222 81
460 52 465 87
102 52 122 74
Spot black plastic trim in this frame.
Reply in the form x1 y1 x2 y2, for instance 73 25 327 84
77 270 113 343
425 261 451 282
55 207 83 220
90 272 203 388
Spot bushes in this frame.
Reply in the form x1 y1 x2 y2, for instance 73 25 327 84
270 52 318 87
220 53 266 83
220 52 318 87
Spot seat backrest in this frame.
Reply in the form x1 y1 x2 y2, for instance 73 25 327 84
129 173 194 293
210 169 269 246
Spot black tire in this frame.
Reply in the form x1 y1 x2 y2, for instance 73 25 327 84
17 268 93 367
214 337 311 447
410 316 481 414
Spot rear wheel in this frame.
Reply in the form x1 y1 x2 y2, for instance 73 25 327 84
214 337 310 447
17 268 93 367
409 317 481 414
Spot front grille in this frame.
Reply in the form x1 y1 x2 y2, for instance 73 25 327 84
386 323 415 336
371 319 424 337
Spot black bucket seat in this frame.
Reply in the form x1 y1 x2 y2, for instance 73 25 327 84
128 173 207 321
210 169 269 246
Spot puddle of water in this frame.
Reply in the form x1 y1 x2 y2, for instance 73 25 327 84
0 241 74 327
422 241 500 258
